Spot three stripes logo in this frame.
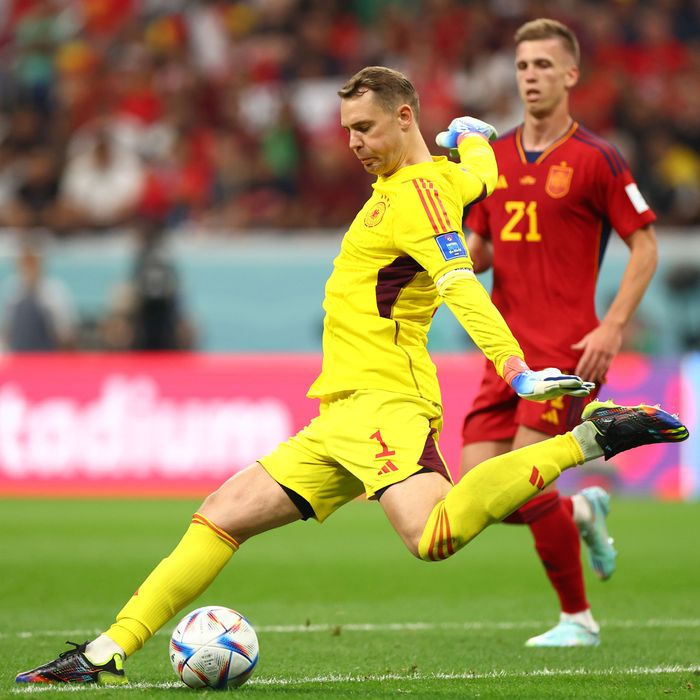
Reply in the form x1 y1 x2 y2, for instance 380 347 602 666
529 466 545 490
412 178 452 235
371 430 399 476
377 460 399 476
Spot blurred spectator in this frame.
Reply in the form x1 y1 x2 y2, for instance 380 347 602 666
1 104 48 156
60 128 145 231
206 129 257 230
0 240 78 352
1 145 68 231
0 0 698 232
101 220 196 351
9 0 69 113
99 281 137 351
185 0 232 80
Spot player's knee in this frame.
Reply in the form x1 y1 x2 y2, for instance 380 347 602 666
416 537 459 562
415 500 462 562
394 527 450 562
402 539 452 562
197 489 249 545
403 538 423 561
416 526 461 562
198 488 225 518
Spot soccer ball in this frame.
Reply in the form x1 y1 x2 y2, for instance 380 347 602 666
169 605 259 689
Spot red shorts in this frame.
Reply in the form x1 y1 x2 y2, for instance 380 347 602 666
462 359 600 446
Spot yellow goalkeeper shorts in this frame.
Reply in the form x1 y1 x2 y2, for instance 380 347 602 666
258 389 452 522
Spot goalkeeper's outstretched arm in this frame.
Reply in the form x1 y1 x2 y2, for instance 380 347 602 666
433 115 593 402
435 269 594 402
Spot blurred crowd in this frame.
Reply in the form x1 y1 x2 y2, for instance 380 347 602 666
0 0 699 237
0 227 198 353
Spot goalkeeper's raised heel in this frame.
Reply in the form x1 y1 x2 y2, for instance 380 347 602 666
15 641 127 685
580 399 689 460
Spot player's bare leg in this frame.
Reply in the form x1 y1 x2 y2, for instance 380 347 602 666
15 464 303 685
380 471 452 557
198 462 304 544
383 430 583 560
382 401 688 565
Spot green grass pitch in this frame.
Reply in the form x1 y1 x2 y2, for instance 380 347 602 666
3 497 699 699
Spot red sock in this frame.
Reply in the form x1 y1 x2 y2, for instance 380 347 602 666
506 492 588 614
560 495 573 517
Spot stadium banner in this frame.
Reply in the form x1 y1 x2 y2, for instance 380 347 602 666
0 353 691 499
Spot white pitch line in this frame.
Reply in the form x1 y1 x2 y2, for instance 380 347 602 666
5 617 700 640
11 665 700 693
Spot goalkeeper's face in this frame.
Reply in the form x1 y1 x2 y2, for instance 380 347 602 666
340 90 410 177
515 38 579 119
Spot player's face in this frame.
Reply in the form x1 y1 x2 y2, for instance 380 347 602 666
515 38 579 118
340 90 407 177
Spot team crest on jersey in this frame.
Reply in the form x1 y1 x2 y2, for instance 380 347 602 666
545 162 573 198
364 200 386 227
435 232 468 260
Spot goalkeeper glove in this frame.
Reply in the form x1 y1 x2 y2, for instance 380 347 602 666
511 367 595 402
503 356 594 402
435 116 498 152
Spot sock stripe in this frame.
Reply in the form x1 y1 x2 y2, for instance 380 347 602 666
443 509 454 556
427 504 443 561
430 503 454 561
191 513 240 550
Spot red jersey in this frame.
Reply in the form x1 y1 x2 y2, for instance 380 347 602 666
465 122 656 369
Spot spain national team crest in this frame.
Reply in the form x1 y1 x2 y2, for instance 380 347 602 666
545 162 573 198
364 200 386 227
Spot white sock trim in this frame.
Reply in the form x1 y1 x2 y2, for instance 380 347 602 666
85 634 125 663
560 609 600 634
571 492 593 526
571 422 604 462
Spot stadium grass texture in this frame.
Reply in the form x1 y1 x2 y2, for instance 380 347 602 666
2 497 698 699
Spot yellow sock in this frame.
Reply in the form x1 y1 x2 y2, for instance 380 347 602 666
105 513 238 656
419 433 583 561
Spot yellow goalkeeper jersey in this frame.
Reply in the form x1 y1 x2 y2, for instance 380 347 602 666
308 139 522 406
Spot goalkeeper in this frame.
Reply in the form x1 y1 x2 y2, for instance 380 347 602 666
16 66 687 685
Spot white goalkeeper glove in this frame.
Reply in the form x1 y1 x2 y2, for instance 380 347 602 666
435 116 498 153
511 367 595 402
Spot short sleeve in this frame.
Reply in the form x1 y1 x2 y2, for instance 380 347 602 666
594 149 656 239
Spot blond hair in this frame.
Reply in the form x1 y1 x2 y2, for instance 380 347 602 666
514 18 580 65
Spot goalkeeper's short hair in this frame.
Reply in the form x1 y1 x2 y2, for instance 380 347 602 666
338 66 420 120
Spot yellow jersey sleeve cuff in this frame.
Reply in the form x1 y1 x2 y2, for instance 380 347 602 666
456 136 498 197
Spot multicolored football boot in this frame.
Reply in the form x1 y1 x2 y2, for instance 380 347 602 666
581 399 689 460
578 486 617 581
15 641 127 685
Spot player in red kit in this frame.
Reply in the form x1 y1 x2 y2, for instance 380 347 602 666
461 19 658 647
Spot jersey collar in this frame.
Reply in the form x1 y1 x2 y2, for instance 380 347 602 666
515 121 579 165
378 156 448 183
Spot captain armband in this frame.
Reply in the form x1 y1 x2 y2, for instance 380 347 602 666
435 268 476 296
